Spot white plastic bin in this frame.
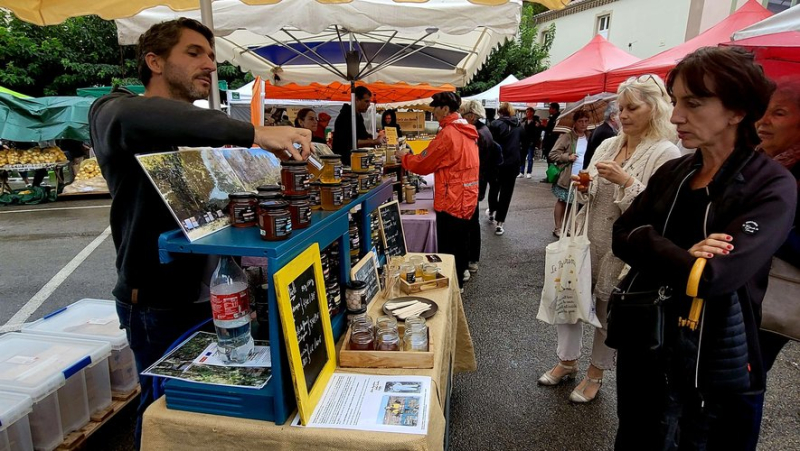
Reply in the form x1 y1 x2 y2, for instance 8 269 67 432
22 299 139 396
0 392 34 451
0 333 111 451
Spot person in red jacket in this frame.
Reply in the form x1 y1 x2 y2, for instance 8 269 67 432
396 92 479 289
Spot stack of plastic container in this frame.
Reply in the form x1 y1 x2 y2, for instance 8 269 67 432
22 299 139 397
0 333 111 451
0 392 34 451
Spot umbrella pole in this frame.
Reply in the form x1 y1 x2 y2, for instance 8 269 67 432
200 0 221 111
351 81 357 151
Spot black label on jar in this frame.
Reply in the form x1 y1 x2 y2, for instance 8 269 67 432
299 205 312 223
295 173 309 191
333 165 342 179
274 216 292 236
360 156 370 169
333 190 343 206
310 191 320 205
406 271 416 284
233 205 256 224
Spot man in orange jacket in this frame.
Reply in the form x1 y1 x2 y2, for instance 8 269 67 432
396 92 479 289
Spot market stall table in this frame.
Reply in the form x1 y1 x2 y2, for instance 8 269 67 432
400 199 437 253
141 254 475 451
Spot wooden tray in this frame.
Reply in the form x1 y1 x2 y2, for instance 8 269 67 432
399 272 449 294
339 325 434 369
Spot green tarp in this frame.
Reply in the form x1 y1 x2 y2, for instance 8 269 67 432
0 92 95 142
76 80 228 98
0 86 31 99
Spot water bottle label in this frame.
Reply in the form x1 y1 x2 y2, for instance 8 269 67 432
211 289 251 321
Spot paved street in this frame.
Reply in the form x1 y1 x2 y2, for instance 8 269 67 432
1 162 798 450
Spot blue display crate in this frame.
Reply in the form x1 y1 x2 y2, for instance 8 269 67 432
157 181 392 425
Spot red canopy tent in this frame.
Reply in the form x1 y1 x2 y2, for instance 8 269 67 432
262 81 455 103
499 34 639 103
605 0 772 90
721 31 800 80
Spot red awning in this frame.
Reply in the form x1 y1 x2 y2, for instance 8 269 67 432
262 81 455 103
722 31 800 80
499 35 639 103
606 0 773 90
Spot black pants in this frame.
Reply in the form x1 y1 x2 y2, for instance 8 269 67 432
468 204 480 263
436 211 470 288
487 166 518 223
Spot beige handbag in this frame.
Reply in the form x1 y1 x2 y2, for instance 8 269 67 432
761 257 800 341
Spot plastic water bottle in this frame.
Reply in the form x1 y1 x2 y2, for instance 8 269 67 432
210 256 255 363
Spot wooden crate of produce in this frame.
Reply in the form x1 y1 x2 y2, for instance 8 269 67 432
339 326 434 369
399 272 449 294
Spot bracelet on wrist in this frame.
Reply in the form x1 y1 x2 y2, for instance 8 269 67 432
620 175 632 188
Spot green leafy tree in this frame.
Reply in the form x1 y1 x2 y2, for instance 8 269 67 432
459 3 555 97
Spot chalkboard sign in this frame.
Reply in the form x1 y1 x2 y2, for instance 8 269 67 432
273 244 336 425
378 200 407 257
350 251 381 306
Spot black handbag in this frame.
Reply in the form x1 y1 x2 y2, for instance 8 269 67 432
605 272 672 351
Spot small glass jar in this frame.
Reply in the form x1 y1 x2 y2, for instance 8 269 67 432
280 160 310 195
370 170 380 188
341 179 353 202
256 184 282 195
306 154 324 180
403 319 429 352
351 149 371 173
319 155 343 184
350 327 374 351
284 194 312 230
228 192 258 228
375 327 401 351
346 307 368 326
357 174 370 194
400 263 416 283
350 177 360 198
257 200 292 241
351 315 374 334
408 256 424 278
327 281 341 316
422 264 439 281
376 315 398 331
309 181 322 210
320 182 344 211
345 280 368 310
404 184 416 204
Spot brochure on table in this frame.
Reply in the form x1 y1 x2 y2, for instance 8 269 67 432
141 331 272 389
291 373 431 435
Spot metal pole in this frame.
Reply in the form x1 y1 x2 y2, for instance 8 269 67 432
350 33 358 151
200 0 221 110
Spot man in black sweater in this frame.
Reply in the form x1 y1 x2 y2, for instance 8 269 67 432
89 18 310 449
331 86 385 163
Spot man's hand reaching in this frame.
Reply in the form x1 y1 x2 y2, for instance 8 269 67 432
254 126 312 161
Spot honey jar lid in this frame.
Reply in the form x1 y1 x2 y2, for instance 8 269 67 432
256 184 281 192
320 155 341 160
346 307 367 315
346 280 367 290
256 191 283 201
229 192 256 199
280 160 306 167
284 194 310 200
258 200 289 210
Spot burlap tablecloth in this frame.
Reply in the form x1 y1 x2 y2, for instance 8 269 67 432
142 254 476 451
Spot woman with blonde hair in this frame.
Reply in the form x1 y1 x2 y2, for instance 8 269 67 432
538 74 680 403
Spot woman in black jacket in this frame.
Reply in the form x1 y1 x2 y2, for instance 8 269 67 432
381 109 403 137
611 47 796 450
486 102 523 236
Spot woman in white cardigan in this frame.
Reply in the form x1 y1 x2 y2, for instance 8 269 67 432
537 74 680 403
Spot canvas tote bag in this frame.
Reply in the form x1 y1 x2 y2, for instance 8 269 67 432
761 257 800 341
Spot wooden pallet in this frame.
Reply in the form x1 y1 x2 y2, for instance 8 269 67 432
56 386 141 451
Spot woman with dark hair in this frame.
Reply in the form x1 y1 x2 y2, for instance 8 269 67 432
295 108 326 144
611 47 795 450
381 109 403 137
487 102 523 236
548 109 591 237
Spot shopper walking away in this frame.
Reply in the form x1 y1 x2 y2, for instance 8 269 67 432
548 110 591 237
396 92 479 289
538 74 679 404
611 47 794 451
487 102 523 236
541 102 561 165
520 107 541 178
89 18 311 450
460 100 501 276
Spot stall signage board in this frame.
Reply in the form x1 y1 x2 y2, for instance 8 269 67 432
396 112 424 132
274 244 336 425
378 200 407 257
350 251 381 306
384 127 398 146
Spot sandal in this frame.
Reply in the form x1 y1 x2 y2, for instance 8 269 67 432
568 376 603 403
537 362 577 386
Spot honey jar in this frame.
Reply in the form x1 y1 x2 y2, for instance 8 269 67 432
306 154 324 180
319 155 343 184
280 160 310 195
309 181 322 210
228 192 257 228
320 182 344 211
285 194 312 230
351 149 371 173
257 200 292 241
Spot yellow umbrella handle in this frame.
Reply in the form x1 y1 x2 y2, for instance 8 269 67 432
680 258 707 331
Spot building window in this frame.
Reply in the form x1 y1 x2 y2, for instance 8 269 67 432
540 28 553 45
765 0 791 13
596 14 611 39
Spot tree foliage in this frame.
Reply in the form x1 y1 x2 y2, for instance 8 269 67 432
0 11 252 96
459 3 554 97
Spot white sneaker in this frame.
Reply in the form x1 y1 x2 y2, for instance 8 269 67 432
468 262 479 273
525 173 531 179
495 224 505 236
463 270 471 282
516 173 523 178
485 208 494 222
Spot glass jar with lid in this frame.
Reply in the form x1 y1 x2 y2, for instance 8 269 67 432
257 200 292 241
284 194 312 230
306 154 324 181
403 317 429 352
375 327 401 351
400 263 417 283
341 179 353 202
350 323 375 351
357 174 371 194
351 149 371 173
280 160 310 195
345 280 368 310
256 191 282 204
320 182 344 211
228 192 258 228
319 155 343 184
309 181 322 210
